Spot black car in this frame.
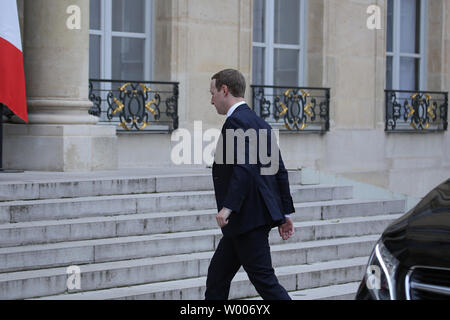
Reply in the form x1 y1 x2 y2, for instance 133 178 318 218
356 179 450 300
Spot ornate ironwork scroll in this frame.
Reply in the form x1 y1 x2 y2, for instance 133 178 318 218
251 85 330 133
385 90 448 132
88 79 179 132
88 81 101 117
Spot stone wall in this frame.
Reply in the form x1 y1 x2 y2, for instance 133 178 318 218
118 0 450 198
6 0 450 197
284 0 450 198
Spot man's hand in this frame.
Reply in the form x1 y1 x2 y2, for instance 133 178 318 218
278 217 294 241
216 207 232 228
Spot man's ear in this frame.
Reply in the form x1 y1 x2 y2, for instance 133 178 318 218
221 85 229 96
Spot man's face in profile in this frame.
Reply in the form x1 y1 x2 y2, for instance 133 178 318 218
210 79 227 115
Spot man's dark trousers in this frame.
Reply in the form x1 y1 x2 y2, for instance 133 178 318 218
205 224 291 300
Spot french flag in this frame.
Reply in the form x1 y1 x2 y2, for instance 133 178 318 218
0 0 27 123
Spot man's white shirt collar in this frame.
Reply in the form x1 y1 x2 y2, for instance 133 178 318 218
226 101 246 118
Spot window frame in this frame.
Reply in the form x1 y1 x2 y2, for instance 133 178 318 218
252 0 308 87
386 0 428 91
89 0 154 81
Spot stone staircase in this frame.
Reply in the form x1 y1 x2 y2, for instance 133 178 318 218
0 169 406 300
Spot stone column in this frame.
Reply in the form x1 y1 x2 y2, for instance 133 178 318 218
4 0 117 171
23 0 96 124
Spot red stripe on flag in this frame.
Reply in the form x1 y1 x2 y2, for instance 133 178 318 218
0 37 27 123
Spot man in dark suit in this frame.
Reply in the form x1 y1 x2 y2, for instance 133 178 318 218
205 69 295 300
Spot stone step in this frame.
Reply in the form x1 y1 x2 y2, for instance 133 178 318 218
0 217 380 273
0 184 354 224
247 282 360 301
0 191 215 224
0 174 207 202
27 257 367 300
0 193 403 231
297 198 405 221
0 171 303 202
0 209 216 248
0 197 398 247
0 215 392 294
288 282 359 300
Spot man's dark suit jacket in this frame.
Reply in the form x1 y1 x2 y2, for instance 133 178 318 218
212 104 295 237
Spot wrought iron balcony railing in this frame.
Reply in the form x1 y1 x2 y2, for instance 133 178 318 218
385 90 448 132
89 79 179 132
251 85 330 133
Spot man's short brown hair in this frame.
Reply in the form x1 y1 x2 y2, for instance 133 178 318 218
212 69 246 98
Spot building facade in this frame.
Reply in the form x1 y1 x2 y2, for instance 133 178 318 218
3 0 450 199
